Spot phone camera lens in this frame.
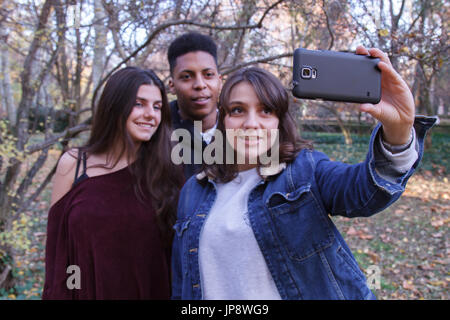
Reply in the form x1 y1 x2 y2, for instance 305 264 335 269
301 67 312 79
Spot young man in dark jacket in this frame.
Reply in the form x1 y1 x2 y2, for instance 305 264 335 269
168 32 222 178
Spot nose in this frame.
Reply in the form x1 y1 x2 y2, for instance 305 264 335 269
193 75 207 90
143 105 156 119
242 110 259 130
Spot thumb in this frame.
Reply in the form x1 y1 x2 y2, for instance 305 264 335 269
360 103 381 119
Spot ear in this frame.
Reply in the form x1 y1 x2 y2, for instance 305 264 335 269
218 74 223 91
168 78 176 94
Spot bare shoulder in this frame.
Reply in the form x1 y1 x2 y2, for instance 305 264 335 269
55 149 79 175
50 149 80 207
56 149 78 175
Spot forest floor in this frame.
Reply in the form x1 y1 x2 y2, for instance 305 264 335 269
334 173 449 299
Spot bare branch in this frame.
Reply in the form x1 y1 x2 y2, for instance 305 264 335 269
220 53 293 76
14 148 49 211
15 161 58 219
321 0 334 50
91 1 285 110
0 265 11 288
26 122 90 154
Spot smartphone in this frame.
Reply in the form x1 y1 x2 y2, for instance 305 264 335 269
292 48 381 104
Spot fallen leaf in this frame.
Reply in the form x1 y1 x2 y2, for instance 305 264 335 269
427 280 447 288
367 251 379 263
418 264 432 270
346 226 358 236
402 280 416 291
359 233 374 240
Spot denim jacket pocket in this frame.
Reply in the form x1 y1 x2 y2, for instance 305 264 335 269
266 185 334 261
266 185 312 214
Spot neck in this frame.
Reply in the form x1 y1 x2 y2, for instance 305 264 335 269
201 110 218 132
108 142 138 168
237 163 258 172
178 106 217 132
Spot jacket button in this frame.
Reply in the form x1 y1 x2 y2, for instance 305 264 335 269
189 248 198 253
286 193 290 198
193 284 200 288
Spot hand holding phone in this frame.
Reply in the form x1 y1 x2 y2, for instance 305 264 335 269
292 48 381 104
355 46 415 146
293 46 416 146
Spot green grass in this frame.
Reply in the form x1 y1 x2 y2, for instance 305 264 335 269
301 130 449 174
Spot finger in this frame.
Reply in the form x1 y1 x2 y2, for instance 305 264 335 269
377 61 404 86
368 48 392 67
355 45 369 56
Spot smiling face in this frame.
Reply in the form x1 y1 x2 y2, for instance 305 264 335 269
169 51 222 124
126 84 162 147
224 81 279 170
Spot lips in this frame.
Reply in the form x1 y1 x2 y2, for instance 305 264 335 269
135 122 155 129
191 96 211 105
238 136 262 146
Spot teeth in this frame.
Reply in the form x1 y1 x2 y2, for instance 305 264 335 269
137 123 153 128
238 136 261 140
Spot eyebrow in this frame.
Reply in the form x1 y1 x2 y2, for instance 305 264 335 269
179 67 216 74
136 97 162 104
229 100 246 105
229 100 264 107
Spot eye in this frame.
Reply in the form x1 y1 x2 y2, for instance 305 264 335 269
205 71 215 78
180 73 191 80
262 107 273 115
153 103 162 110
134 101 144 108
230 106 243 114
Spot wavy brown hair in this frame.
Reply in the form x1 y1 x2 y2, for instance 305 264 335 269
79 67 183 246
204 67 313 182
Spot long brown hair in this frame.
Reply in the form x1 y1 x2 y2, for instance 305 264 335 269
204 67 313 182
80 67 183 246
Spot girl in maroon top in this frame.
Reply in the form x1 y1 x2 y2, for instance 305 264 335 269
43 67 183 299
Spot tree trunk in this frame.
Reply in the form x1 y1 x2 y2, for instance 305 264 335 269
336 115 353 145
0 0 53 291
420 85 433 150
0 27 16 127
92 0 107 113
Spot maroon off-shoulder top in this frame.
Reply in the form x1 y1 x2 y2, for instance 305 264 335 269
42 166 171 299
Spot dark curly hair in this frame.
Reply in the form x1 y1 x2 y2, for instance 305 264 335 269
168 32 218 73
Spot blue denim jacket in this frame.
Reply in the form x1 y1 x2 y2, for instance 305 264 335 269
171 116 437 300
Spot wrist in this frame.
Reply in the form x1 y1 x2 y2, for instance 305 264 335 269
381 125 413 146
381 127 414 153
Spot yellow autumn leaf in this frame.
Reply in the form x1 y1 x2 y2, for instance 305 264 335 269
400 46 410 54
378 29 389 37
